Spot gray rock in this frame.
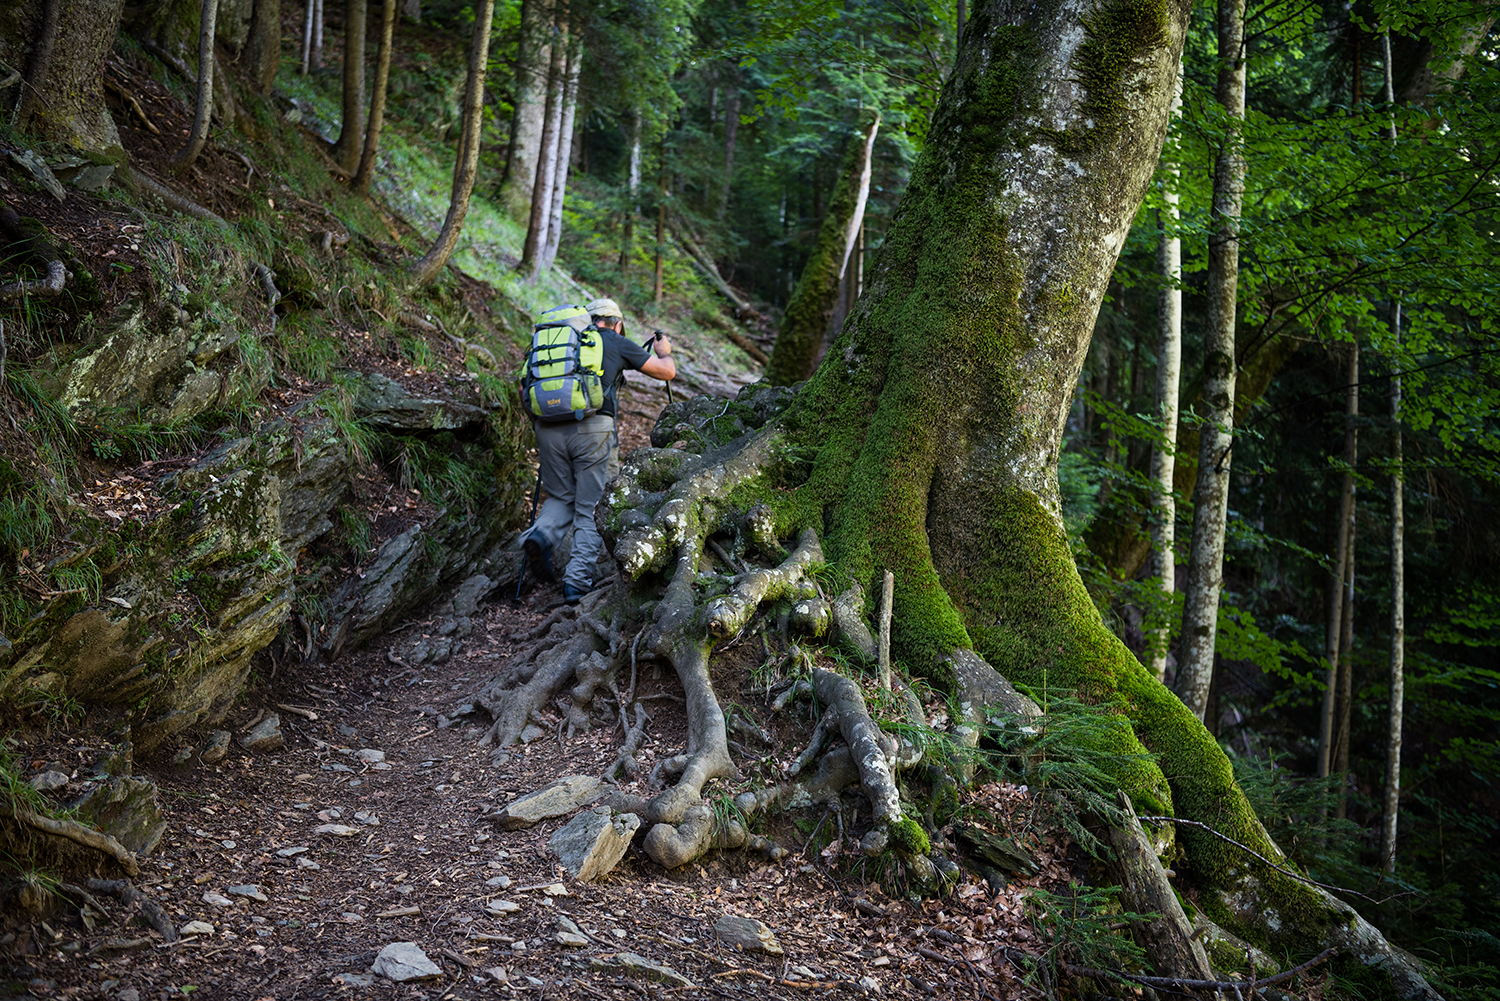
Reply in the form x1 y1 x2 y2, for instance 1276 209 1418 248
9 149 66 201
354 748 385 763
314 824 360 837
485 875 511 888
518 724 547 744
353 372 489 431
556 931 589 947
713 915 784 955
276 846 309 857
332 972 375 987
484 900 519 916
116 990 141 1001
549 808 640 882
179 920 214 936
49 156 115 192
371 941 442 982
227 884 268 902
240 716 284 752
29 770 69 792
69 775 167 855
594 953 693 989
491 775 602 830
201 731 231 764
201 892 233 907
171 747 194 765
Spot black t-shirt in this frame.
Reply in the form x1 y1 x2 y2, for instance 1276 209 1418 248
598 327 653 419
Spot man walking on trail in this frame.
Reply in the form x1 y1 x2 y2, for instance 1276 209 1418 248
523 297 675 603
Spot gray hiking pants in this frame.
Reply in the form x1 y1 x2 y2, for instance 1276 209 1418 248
524 414 615 593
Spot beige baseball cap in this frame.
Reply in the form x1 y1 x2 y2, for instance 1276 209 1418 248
585 297 624 319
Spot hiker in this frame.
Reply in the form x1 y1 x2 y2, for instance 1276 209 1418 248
521 298 675 603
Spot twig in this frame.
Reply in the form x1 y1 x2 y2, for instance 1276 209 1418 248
877 569 894 691
1138 816 1391 903
275 703 318 721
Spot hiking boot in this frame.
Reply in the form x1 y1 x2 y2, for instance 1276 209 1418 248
522 537 556 584
562 581 591 605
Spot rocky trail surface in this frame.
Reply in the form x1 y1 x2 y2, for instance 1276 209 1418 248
4 386 1069 1001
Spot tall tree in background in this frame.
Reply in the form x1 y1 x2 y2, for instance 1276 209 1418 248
717 64 741 221
407 0 495 287
1174 0 1247 720
539 20 583 273
353 0 397 196
518 3 567 279
1318 342 1358 785
619 110 643 273
1146 68 1183 683
764 112 880 386
168 0 218 172
246 0 281 93
498 0 553 220
300 0 324 74
330 0 368 173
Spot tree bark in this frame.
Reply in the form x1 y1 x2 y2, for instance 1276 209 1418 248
1318 343 1358 782
14 0 126 151
1379 33 1404 876
653 163 666 305
1146 68 1183 684
539 28 581 273
406 0 494 288
300 0 317 73
1335 487 1355 820
402 0 420 20
765 112 880 386
246 0 281 93
619 110 641 273
330 0 368 173
518 4 566 280
718 65 740 221
1174 0 1246 721
169 0 219 172
498 0 553 220
353 0 396 196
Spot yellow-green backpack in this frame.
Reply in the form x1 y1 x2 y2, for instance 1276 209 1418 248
522 304 605 422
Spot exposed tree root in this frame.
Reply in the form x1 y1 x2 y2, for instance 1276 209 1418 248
0 805 139 877
86 878 177 942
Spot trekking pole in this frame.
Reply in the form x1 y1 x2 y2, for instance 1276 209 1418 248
650 330 674 403
514 470 542 601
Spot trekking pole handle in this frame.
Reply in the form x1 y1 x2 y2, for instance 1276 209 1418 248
650 330 674 403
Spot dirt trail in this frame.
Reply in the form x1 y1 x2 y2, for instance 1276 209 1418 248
6 380 1057 1001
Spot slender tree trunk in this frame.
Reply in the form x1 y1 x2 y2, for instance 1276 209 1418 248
1318 343 1359 781
246 0 281 92
619 110 642 274
654 163 667 305
312 0 325 70
331 0 368 173
1383 301 1404 871
718 66 740 221
498 0 553 219
519 6 566 279
540 30 581 273
353 0 396 195
1147 68 1184 684
402 0 420 20
300 0 317 73
169 0 219 172
1379 32 1405 877
1335 491 1356 820
765 112 881 386
407 0 495 288
17 0 62 124
1174 0 1246 721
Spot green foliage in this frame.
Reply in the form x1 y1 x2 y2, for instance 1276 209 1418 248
1024 883 1150 980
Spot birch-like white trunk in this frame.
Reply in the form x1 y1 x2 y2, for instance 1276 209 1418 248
498 0 553 219
539 36 581 272
1380 30 1405 873
1174 0 1245 721
519 8 567 279
1147 68 1184 684
618 110 642 273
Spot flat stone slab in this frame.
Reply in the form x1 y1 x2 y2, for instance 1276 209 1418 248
371 941 442 982
201 731 231 764
592 953 693 989
714 915 784 955
491 775 602 830
226 884 268 902
240 716 285 752
550 808 640 882
180 920 215 936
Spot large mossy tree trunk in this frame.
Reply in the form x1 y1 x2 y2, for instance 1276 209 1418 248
704 0 1431 988
5 0 126 154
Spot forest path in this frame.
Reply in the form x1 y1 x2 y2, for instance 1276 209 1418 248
10 379 1053 1001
